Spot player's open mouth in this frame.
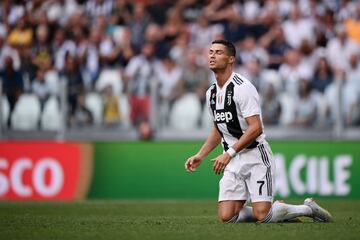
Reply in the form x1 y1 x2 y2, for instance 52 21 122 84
210 60 216 64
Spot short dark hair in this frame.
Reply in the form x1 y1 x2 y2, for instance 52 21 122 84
211 39 236 57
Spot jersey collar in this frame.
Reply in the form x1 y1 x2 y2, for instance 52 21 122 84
216 72 235 91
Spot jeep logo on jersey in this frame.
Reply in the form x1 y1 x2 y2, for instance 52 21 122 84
213 110 233 123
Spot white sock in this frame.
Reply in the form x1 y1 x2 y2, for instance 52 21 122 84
226 206 256 223
236 206 256 222
261 201 312 223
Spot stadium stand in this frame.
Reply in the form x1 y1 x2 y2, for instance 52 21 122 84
0 0 359 139
1 96 9 128
40 96 61 131
169 93 201 130
85 92 103 125
11 94 41 130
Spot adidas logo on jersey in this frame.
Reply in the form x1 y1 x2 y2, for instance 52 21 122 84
213 110 233 123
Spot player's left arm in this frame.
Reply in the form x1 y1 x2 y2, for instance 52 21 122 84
229 115 262 152
212 115 262 174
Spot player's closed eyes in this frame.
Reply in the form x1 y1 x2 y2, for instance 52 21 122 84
209 50 224 55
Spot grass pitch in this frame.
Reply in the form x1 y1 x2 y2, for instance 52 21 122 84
0 199 359 240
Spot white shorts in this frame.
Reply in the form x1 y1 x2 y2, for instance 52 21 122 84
218 143 275 203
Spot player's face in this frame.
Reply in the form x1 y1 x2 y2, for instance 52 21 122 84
208 44 234 71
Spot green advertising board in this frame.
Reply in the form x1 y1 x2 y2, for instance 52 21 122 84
88 141 360 199
271 141 359 198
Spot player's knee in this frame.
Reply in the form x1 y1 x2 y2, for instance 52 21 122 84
253 207 270 221
218 212 236 223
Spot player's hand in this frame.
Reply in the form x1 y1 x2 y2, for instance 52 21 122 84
211 153 232 175
185 155 203 172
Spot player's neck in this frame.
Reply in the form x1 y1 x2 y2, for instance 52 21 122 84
214 68 233 88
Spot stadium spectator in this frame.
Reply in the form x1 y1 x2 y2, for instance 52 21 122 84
188 13 223 51
52 28 77 73
138 120 152 140
171 49 210 108
292 79 317 127
32 24 52 72
0 56 24 127
262 0 293 19
298 39 318 73
70 91 94 128
41 0 78 26
344 53 360 125
111 26 134 68
62 54 84 119
310 57 333 93
143 23 169 60
78 26 102 89
281 4 316 49
31 69 50 112
154 54 182 125
203 1 243 43
0 28 21 71
162 7 187 49
236 58 263 92
85 0 114 23
173 0 203 23
344 4 360 44
324 68 359 126
326 24 360 70
168 33 189 65
337 0 356 22
110 0 132 26
236 34 268 68
279 48 313 97
102 84 121 126
7 15 33 48
94 15 118 69
315 8 336 48
261 82 282 125
0 1 11 24
346 53 360 91
123 41 155 127
154 54 182 101
259 24 291 70
128 3 150 52
66 9 88 35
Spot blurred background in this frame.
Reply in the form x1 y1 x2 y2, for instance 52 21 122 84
0 0 359 201
1 0 360 140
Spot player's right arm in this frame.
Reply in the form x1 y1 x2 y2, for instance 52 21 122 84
185 126 222 172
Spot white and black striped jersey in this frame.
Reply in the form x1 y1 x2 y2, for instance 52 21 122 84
206 72 266 153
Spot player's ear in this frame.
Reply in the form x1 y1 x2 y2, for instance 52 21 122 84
229 56 235 64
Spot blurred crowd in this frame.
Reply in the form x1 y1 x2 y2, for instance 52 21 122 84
1 0 360 137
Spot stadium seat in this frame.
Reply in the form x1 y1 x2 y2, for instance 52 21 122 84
11 94 41 130
312 91 328 127
45 70 60 96
1 96 9 127
40 96 61 130
200 106 213 130
261 70 282 93
169 93 201 130
279 92 295 125
95 69 123 96
85 92 103 125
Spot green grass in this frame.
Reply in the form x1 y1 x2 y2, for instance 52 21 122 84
0 199 359 240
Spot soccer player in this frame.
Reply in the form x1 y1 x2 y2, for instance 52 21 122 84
184 39 333 223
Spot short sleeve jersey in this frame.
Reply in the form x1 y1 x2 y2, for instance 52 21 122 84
206 72 266 152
